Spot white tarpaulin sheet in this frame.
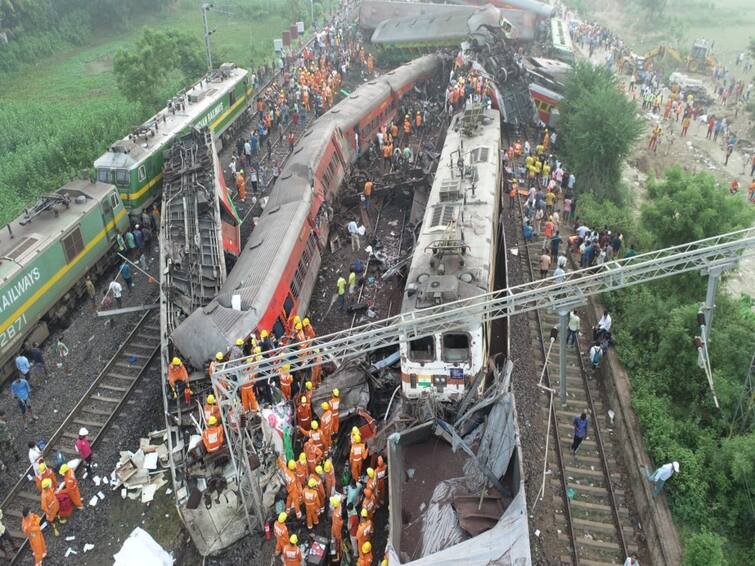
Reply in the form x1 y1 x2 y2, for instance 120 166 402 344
113 527 173 566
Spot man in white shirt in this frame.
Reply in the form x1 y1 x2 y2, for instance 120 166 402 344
347 220 360 251
642 461 679 497
108 280 123 309
567 311 580 345
594 310 612 340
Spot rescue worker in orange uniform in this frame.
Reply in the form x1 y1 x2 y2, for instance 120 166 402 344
274 512 289 557
301 419 325 454
34 463 58 492
59 464 83 510
283 460 302 519
293 322 306 347
330 495 344 561
303 477 322 529
323 459 336 497
202 415 224 453
302 318 316 340
390 122 398 139
21 507 46 566
350 426 361 446
355 508 373 559
365 467 377 498
240 371 258 412
168 356 189 401
208 352 223 378
203 394 221 423
310 466 326 513
319 402 334 451
303 381 314 405
363 485 377 518
282 534 302 566
304 437 324 474
329 389 341 434
295 452 308 489
375 455 387 505
358 541 373 566
279 364 293 400
235 170 246 202
350 433 368 481
40 478 62 536
297 395 312 430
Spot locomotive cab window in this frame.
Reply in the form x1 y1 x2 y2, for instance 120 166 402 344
97 168 111 183
110 192 121 209
409 336 435 362
115 169 130 186
62 226 85 264
137 165 147 182
229 88 237 106
442 333 470 362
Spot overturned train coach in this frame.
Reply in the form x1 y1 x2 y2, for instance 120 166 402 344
172 55 445 367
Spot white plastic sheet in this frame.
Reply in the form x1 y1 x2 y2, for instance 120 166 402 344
113 527 173 566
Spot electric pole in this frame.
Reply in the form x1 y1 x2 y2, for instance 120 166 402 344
201 3 214 70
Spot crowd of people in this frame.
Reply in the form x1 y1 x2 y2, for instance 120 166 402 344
0 425 94 564
166 305 388 565
228 22 371 199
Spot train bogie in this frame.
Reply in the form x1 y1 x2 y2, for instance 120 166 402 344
0 181 128 382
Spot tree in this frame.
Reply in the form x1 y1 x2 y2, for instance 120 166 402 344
559 61 643 204
640 167 754 248
113 28 206 108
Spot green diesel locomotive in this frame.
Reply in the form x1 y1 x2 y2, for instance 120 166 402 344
0 180 129 382
94 63 251 214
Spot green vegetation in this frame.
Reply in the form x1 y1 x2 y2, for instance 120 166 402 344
560 62 643 205
0 0 315 226
113 28 206 108
572 166 755 563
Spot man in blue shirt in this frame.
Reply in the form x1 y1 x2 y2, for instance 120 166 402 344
10 376 38 428
571 411 589 454
15 354 30 379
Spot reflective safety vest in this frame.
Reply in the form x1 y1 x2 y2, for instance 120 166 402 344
202 426 224 453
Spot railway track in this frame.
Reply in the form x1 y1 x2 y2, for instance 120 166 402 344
1 309 159 563
511 193 642 564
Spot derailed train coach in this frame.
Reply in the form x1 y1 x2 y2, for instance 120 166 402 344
171 55 446 367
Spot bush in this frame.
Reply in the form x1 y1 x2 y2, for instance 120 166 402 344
683 531 725 566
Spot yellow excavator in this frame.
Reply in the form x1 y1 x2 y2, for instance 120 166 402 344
631 41 716 75
686 39 717 73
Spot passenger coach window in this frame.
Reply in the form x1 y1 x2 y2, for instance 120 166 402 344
283 295 294 317
442 333 470 362
409 337 435 362
273 318 285 339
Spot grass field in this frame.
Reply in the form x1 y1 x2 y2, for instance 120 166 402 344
0 0 294 225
